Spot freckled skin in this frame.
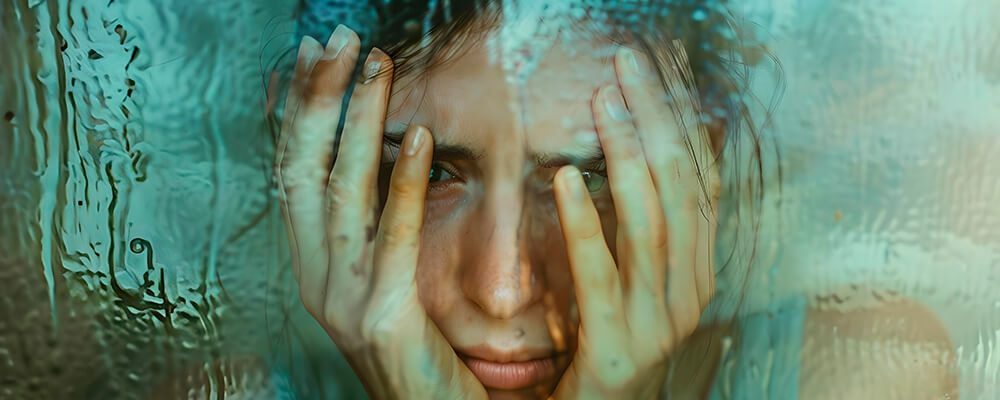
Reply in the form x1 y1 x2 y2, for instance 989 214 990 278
383 35 621 398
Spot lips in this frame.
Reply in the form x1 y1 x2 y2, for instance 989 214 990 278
456 346 559 390
460 355 557 390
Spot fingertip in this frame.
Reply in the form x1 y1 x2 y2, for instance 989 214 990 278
556 165 581 198
323 26 350 59
387 125 433 198
362 47 394 84
299 35 323 60
367 46 390 62
403 124 430 157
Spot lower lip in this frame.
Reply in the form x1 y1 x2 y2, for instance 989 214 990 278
461 356 557 390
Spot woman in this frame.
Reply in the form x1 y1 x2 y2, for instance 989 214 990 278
274 1 958 398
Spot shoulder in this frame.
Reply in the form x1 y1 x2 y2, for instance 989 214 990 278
798 286 959 399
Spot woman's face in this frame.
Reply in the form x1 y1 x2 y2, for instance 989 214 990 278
383 34 625 398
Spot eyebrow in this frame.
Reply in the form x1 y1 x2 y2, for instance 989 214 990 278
384 130 484 161
534 148 605 168
383 130 605 168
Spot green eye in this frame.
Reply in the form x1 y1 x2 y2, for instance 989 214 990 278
580 170 607 192
428 162 456 184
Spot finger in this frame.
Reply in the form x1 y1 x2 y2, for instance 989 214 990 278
279 36 322 144
372 125 431 287
553 166 628 358
592 84 671 349
615 46 706 346
324 47 394 308
592 84 667 298
364 127 483 397
278 25 359 312
277 36 323 282
650 42 719 309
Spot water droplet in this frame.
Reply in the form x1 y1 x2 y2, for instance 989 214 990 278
692 9 708 22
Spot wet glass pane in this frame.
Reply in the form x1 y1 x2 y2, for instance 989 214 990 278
1 0 996 399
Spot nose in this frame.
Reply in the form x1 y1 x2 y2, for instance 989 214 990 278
460 187 545 320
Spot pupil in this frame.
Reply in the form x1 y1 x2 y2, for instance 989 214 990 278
429 166 441 183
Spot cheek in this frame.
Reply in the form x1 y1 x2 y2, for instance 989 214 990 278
414 209 465 320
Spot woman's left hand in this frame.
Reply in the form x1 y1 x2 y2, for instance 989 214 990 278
550 43 721 399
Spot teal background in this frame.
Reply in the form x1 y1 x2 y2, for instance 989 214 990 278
1 0 997 398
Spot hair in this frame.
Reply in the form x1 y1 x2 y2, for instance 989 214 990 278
263 0 783 396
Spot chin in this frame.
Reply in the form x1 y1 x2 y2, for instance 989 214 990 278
484 383 557 400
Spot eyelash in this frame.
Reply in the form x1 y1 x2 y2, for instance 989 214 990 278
380 143 462 191
579 167 608 193
428 162 460 186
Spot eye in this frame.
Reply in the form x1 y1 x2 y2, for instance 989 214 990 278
580 170 607 193
428 162 459 184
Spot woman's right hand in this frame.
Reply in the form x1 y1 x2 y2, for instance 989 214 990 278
274 25 487 400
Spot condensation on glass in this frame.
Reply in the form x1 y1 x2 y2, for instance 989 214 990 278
1 0 997 399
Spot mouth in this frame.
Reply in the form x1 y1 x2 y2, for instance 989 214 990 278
456 346 561 390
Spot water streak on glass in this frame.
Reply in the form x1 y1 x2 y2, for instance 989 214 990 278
1 0 997 399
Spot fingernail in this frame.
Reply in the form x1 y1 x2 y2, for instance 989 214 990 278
622 47 639 73
299 35 322 62
603 85 630 121
405 126 425 156
322 24 350 60
363 50 383 84
562 167 586 200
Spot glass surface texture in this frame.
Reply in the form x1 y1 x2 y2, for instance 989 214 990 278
1 0 996 399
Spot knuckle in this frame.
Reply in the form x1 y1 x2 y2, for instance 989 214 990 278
575 222 605 242
282 161 328 192
360 306 404 347
388 177 420 200
345 102 371 124
380 222 419 247
325 177 356 206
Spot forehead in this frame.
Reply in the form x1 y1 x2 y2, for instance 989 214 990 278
386 32 620 154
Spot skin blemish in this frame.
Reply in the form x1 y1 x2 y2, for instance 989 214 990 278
366 225 375 242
